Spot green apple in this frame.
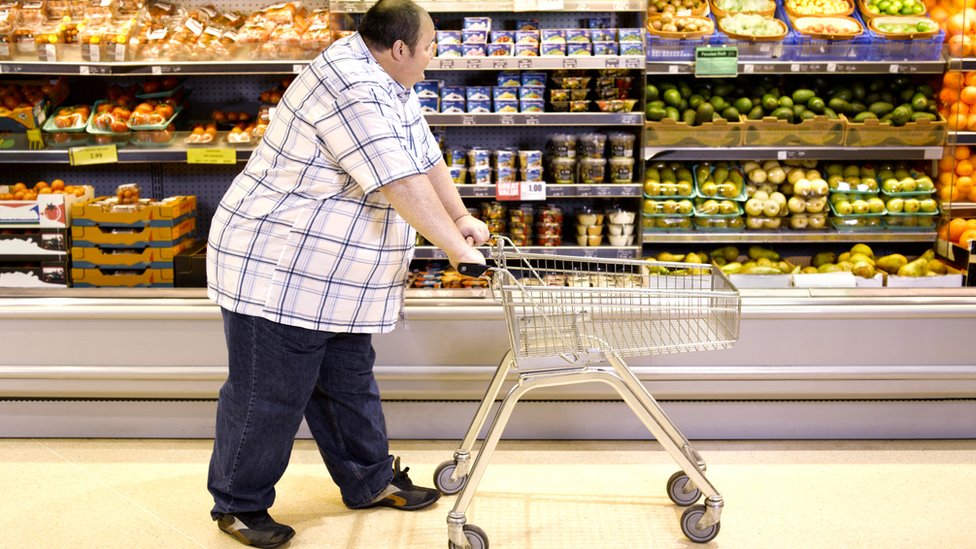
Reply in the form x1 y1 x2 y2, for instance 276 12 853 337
852 200 870 214
808 214 826 229
643 199 659 214
886 197 904 213
916 176 935 191
903 198 920 213
745 198 764 216
826 163 844 177
644 180 661 196
868 197 885 214
843 164 860 178
882 178 901 193
788 196 806 214
919 198 937 213
835 200 854 215
899 177 917 192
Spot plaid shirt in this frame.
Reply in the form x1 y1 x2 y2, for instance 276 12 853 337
207 33 441 333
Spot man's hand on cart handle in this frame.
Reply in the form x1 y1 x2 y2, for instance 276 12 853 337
458 262 491 278
455 214 490 247
450 246 486 271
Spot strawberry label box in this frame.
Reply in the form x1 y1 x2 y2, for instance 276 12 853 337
0 185 95 229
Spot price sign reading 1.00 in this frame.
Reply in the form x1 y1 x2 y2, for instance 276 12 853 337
69 144 118 166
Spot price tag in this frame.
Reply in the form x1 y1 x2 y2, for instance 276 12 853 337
492 60 509 69
826 63 837 72
292 64 304 73
152 65 162 74
695 47 737 78
466 59 483 69
583 248 599 257
522 181 546 200
186 148 237 164
517 59 533 69
69 145 118 166
562 58 578 68
500 115 515 125
495 181 546 201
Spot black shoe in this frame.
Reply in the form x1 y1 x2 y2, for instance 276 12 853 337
215 510 295 548
364 456 441 511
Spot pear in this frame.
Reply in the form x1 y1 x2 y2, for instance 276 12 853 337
850 243 874 258
876 253 908 274
837 261 854 272
721 262 743 274
920 249 935 261
838 251 851 263
802 266 819 274
848 253 875 266
897 257 929 277
812 252 837 267
656 251 685 262
818 263 842 273
927 259 947 275
748 245 779 261
852 261 876 279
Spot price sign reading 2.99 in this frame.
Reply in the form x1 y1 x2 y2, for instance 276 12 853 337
69 145 118 166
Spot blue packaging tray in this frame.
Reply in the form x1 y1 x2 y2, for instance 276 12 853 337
866 28 944 61
786 12 873 61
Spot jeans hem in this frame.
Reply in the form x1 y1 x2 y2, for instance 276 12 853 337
343 472 395 509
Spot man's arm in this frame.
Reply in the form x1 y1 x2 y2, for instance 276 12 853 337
427 160 490 246
380 173 485 268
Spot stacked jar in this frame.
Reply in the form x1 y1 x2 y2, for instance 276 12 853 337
445 147 544 185
547 132 635 184
575 205 605 246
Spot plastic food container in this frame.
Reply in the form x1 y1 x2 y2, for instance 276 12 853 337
578 158 607 184
608 157 635 183
551 157 576 184
607 132 636 158
577 133 607 159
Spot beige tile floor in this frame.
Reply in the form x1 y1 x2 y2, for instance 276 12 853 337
1 438 974 549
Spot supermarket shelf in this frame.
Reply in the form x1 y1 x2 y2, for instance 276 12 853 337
428 56 645 71
332 0 645 12
944 202 976 213
948 131 976 145
414 245 640 259
428 112 643 126
641 230 938 244
644 146 944 161
456 184 641 198
947 57 976 71
0 134 254 163
647 58 947 75
0 60 308 76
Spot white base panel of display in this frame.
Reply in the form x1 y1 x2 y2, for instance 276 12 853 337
1 399 974 439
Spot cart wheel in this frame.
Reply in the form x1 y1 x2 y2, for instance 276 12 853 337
434 460 467 495
666 471 702 506
680 504 720 544
448 524 489 549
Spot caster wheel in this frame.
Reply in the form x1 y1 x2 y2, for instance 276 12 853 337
434 460 467 495
448 524 489 549
666 471 702 506
680 504 720 544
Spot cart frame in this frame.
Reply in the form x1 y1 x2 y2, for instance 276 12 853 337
439 237 741 548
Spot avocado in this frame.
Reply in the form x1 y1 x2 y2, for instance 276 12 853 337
853 111 878 122
891 106 912 126
688 94 705 109
682 109 697 126
645 84 660 102
792 89 816 104
911 92 929 111
868 101 894 116
709 95 727 111
733 97 753 114
910 111 937 122
663 88 682 108
778 96 794 108
646 106 667 121
664 106 680 121
807 97 826 114
771 106 794 121
695 102 715 125
721 106 740 122
761 94 779 112
828 97 852 114
747 105 764 120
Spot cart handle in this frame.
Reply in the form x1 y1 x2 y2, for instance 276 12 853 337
458 263 492 277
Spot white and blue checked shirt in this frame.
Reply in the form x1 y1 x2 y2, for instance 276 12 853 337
207 33 441 333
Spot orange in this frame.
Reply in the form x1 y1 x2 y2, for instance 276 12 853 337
955 145 972 160
939 156 957 172
958 228 976 246
939 170 957 187
964 113 976 131
50 179 64 191
11 181 26 192
940 87 961 105
947 110 968 130
938 224 950 240
948 34 975 57
969 187 976 201
956 159 975 176
950 102 970 117
956 175 974 193
949 218 970 241
962 86 976 105
944 71 966 89
931 5 950 23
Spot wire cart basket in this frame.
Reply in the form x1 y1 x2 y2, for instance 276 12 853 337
437 237 742 548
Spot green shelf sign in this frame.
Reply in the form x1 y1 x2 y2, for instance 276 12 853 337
695 47 739 78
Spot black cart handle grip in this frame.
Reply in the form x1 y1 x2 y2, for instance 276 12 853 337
458 263 492 278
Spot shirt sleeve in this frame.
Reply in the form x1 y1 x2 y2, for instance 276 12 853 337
417 113 443 172
318 85 429 195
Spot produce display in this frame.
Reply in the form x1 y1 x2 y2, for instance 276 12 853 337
871 17 940 34
646 0 709 15
718 13 788 37
646 14 715 36
0 179 88 201
785 0 854 16
434 17 643 58
861 0 926 17
792 16 863 35
712 0 776 14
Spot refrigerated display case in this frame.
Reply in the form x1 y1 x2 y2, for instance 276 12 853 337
0 0 974 439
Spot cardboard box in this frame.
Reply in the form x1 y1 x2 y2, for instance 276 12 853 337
645 118 743 147
742 116 845 147
0 262 69 287
71 195 197 228
71 217 196 247
71 237 195 269
174 240 207 288
792 271 858 288
0 229 68 259
886 274 963 288
845 115 947 147
0 187 95 228
728 273 792 288
71 266 175 287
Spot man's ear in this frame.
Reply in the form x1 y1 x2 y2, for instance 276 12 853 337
391 39 407 61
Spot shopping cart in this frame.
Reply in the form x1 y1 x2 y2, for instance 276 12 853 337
436 237 741 548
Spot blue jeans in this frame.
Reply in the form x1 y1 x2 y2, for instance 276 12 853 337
208 308 394 517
